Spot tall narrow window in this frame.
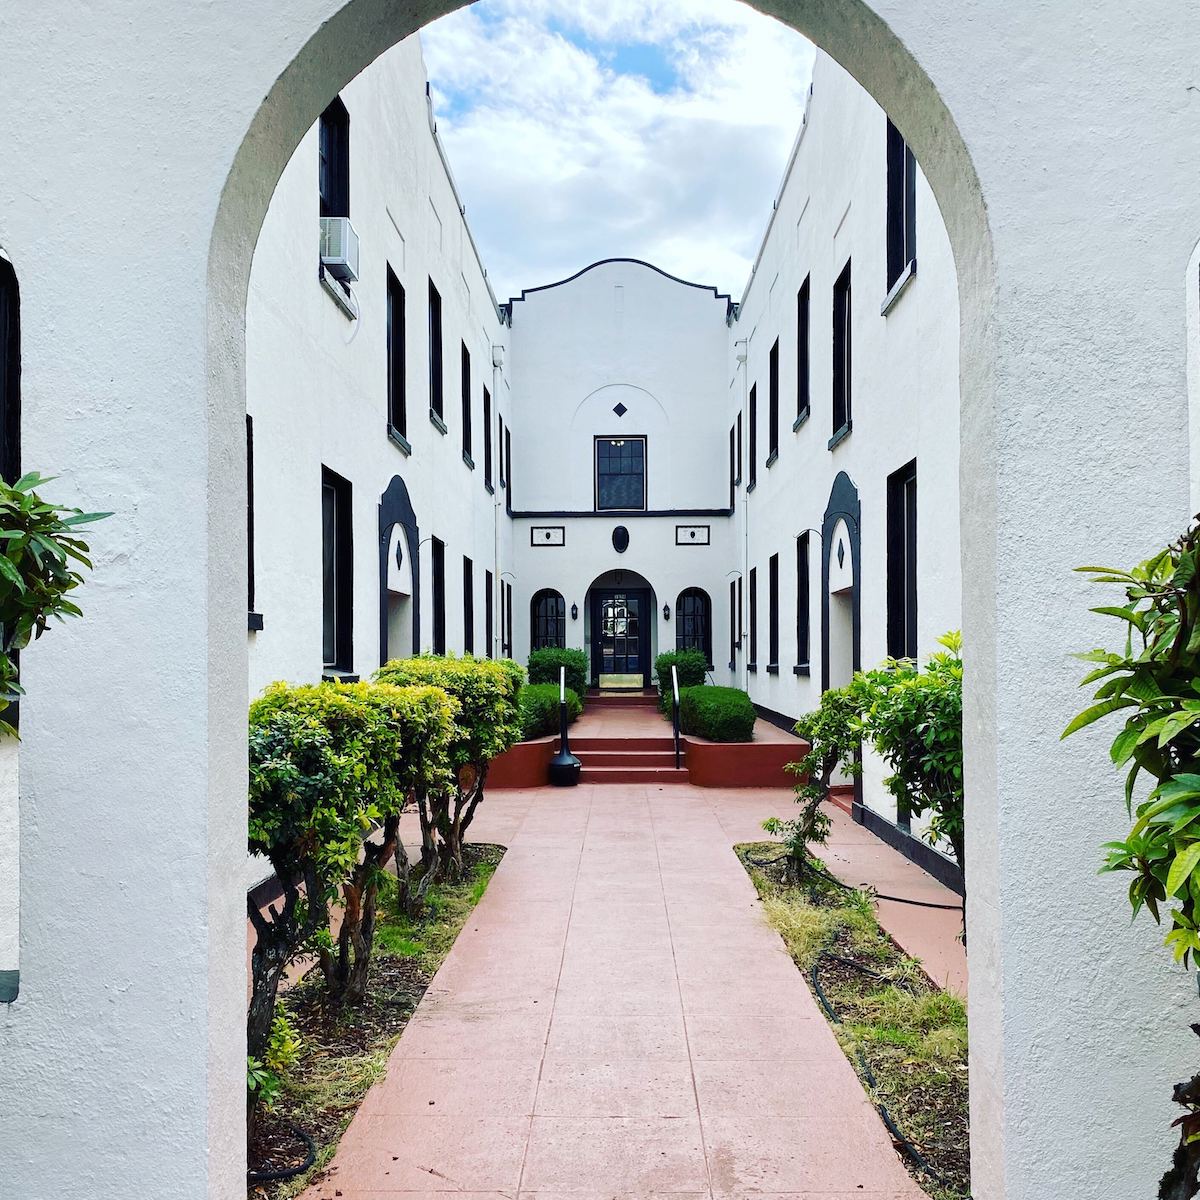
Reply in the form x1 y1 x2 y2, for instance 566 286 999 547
887 459 919 659
832 261 852 442
505 427 513 504
728 423 737 507
796 531 810 672
246 415 256 618
736 412 743 483
498 415 507 486
748 568 758 670
462 556 474 654
595 436 646 511
729 579 738 665
886 120 918 292
318 98 349 218
431 536 446 655
428 280 444 425
796 277 810 424
0 258 20 486
748 385 758 488
321 466 353 672
768 554 780 671
737 574 743 650
485 568 494 657
386 267 406 440
483 387 493 488
676 588 712 666
767 340 780 463
460 342 473 465
531 589 566 650
503 581 513 657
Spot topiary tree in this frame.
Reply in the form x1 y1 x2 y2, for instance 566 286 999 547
1064 520 1200 1198
0 472 109 735
528 647 588 699
374 655 523 902
654 649 708 712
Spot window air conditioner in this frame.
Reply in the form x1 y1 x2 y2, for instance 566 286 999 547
319 216 360 283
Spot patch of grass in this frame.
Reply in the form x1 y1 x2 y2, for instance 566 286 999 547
738 841 969 1200
250 844 504 1200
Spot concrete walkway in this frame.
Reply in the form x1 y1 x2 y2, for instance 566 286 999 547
302 785 928 1200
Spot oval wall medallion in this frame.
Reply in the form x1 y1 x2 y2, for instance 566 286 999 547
612 526 630 554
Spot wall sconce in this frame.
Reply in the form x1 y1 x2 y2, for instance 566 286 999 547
570 603 579 621
662 603 671 621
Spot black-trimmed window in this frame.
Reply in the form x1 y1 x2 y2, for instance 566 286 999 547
796 531 810 672
676 588 712 666
460 342 473 465
768 553 780 671
498 415 507 486
728 424 736 507
387 267 406 440
886 120 917 292
483 387 493 488
1 258 20 486
503 581 513 657
505 426 513 504
736 412 743 482
737 574 743 651
595 436 646 511
767 340 780 463
431 536 446 655
887 459 919 659
729 579 737 665
748 385 758 488
531 589 566 650
832 261 852 442
748 568 758 670
318 98 349 218
428 280 444 424
246 415 256 617
321 466 353 671
796 277 810 424
485 568 494 658
463 556 474 654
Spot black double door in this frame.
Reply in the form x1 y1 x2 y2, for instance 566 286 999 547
590 589 651 688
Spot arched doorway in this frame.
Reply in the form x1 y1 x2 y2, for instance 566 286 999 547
584 569 657 689
821 472 861 691
378 475 420 665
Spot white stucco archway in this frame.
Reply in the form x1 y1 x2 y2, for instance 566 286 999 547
2 3 1199 1199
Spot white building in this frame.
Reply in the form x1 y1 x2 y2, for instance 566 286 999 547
245 42 960 882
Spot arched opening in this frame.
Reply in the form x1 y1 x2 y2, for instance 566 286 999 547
675 586 713 668
529 588 566 650
584 568 658 689
379 474 420 665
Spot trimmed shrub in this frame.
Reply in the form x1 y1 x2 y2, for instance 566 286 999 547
519 682 582 739
528 647 588 699
655 649 709 712
679 684 756 742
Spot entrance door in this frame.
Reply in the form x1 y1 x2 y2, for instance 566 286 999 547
591 589 650 688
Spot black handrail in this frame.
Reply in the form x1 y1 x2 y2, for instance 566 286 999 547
671 664 681 769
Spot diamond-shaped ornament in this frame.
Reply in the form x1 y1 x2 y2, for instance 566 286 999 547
837 539 845 569
613 402 628 418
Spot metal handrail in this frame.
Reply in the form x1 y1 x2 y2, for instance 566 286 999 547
671 664 681 769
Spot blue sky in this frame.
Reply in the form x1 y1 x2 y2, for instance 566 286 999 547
420 0 815 301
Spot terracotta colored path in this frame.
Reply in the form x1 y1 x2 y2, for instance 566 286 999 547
302 785 928 1200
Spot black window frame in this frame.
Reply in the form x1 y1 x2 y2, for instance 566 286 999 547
676 587 713 667
503 580 513 657
431 535 446 655
462 555 474 654
887 459 919 660
795 531 810 674
594 435 647 512
736 412 743 483
485 568 494 658
886 119 918 293
748 567 758 671
247 415 257 618
796 277 811 427
728 423 736 507
767 553 780 672
531 588 567 650
748 385 758 489
428 279 444 427
460 341 473 467
767 339 780 464
0 258 20 486
831 261 852 446
386 266 407 443
483 386 493 490
321 465 353 672
318 97 350 219
505 426 513 505
729 578 738 666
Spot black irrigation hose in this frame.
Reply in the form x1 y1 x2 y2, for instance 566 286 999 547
247 1123 316 1185
745 852 964 912
811 948 971 1198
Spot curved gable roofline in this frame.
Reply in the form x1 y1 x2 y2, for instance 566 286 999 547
504 258 735 319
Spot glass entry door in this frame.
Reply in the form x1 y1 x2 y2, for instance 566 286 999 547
592 589 650 688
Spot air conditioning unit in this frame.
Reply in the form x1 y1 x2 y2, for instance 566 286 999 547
319 216 360 283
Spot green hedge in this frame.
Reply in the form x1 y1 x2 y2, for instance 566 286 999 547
528 647 588 699
519 682 582 740
655 649 709 712
679 685 756 742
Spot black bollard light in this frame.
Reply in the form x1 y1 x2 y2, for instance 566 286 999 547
548 665 581 786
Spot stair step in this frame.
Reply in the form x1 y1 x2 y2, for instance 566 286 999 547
579 749 678 767
572 736 675 751
580 766 691 784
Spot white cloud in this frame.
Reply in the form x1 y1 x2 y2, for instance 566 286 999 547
419 0 814 301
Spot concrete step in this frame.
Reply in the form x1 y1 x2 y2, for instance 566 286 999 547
587 695 661 709
572 736 675 752
579 749 679 767
579 765 691 784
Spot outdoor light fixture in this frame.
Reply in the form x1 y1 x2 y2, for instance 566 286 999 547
571 603 578 620
663 603 671 621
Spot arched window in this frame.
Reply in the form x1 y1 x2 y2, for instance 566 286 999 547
530 589 566 650
676 588 712 665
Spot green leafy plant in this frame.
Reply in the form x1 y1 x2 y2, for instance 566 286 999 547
678 684 756 742
1064 521 1200 1198
857 632 965 869
374 655 523 900
655 649 708 712
0 472 109 736
518 681 581 739
246 1006 303 1126
527 647 588 699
